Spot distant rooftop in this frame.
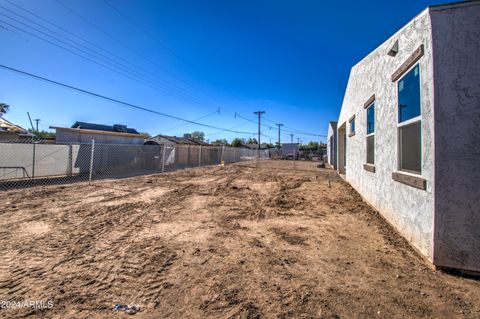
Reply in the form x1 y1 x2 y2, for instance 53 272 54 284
151 134 210 146
0 117 36 137
70 121 140 134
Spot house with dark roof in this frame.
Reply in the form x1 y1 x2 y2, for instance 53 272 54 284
50 121 147 144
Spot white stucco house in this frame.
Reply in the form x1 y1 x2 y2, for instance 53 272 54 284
327 121 337 169
335 1 480 274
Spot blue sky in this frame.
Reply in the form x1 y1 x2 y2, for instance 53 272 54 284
0 0 445 143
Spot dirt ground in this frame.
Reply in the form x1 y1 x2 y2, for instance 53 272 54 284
0 160 479 318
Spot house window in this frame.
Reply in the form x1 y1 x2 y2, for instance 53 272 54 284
398 64 421 174
348 115 355 137
366 103 375 165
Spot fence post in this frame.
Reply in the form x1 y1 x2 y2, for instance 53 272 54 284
221 145 225 164
89 139 95 185
233 147 236 162
67 144 73 176
198 145 202 167
31 141 36 180
293 148 296 170
162 143 166 173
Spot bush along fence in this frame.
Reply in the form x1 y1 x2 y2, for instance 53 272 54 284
0 140 269 189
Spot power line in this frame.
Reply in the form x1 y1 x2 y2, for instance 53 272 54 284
206 117 255 137
0 17 221 114
2 1 326 140
161 109 219 133
276 123 283 147
263 115 326 137
101 0 260 114
237 110 324 139
53 0 224 109
0 5 221 111
253 111 265 149
0 64 256 135
3 0 263 129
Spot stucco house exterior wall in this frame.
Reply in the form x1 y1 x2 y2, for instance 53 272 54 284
429 3 480 273
51 122 146 145
53 128 146 145
327 121 337 168
336 2 480 273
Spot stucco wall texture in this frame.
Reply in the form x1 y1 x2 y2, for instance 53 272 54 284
337 2 480 272
56 130 145 145
327 122 337 168
430 3 480 272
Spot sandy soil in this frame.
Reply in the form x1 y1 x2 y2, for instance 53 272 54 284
0 160 479 318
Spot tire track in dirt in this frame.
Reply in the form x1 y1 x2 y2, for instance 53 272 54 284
0 162 479 318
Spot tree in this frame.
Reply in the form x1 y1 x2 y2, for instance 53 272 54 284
246 137 258 145
230 138 244 147
0 103 10 117
299 141 319 150
140 132 151 138
211 138 228 146
185 131 205 141
307 141 319 150
28 129 55 139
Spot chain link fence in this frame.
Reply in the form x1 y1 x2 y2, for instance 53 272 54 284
238 147 327 172
0 139 269 190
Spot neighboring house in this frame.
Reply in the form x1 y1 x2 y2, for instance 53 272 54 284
147 134 212 166
0 117 36 140
327 121 337 169
245 143 269 150
50 121 146 144
280 143 299 159
148 134 210 147
335 2 480 273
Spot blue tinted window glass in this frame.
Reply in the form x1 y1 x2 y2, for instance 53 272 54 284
398 65 421 123
367 104 375 134
350 118 355 133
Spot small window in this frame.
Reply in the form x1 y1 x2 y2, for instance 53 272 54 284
349 116 355 137
398 65 421 123
398 64 421 174
366 103 375 165
399 121 421 173
366 135 374 165
367 104 375 134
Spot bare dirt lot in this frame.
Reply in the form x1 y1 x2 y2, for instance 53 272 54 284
0 160 479 318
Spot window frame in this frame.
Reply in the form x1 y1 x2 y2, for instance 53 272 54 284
348 115 356 137
396 63 422 175
365 102 375 166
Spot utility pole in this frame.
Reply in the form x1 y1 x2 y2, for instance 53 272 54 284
276 124 283 148
253 111 265 149
34 119 41 132
27 112 35 131
290 134 293 144
254 111 265 167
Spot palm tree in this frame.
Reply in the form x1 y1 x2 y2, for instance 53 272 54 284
0 103 9 117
